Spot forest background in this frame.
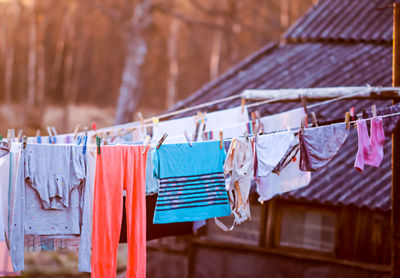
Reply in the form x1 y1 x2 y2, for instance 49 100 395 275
0 0 315 136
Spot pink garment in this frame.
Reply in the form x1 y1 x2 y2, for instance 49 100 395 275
92 146 147 278
354 117 385 172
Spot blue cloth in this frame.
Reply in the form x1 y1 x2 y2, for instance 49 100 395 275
152 141 231 224
146 147 159 194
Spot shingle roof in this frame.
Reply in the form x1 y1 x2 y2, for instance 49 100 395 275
284 0 393 43
168 0 394 211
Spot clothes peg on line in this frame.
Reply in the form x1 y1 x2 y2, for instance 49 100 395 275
241 98 246 114
137 112 145 132
350 107 355 121
51 126 58 135
36 130 42 144
219 131 223 149
92 123 97 132
16 129 23 142
311 112 318 127
73 124 80 139
301 95 308 115
156 133 168 149
142 135 151 154
371 104 377 117
345 112 350 130
184 131 193 147
22 136 27 149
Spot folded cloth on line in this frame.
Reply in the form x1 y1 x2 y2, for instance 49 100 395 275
299 123 349 171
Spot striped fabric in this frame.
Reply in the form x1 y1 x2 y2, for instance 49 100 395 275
153 172 231 224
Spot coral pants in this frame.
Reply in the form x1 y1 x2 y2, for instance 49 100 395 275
92 146 147 278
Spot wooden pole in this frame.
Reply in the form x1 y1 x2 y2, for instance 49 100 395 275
392 3 400 278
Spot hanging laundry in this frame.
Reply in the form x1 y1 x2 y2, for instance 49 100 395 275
9 144 91 272
152 106 249 143
119 195 193 243
299 123 349 171
256 146 311 202
0 147 10 242
256 131 295 177
260 108 306 133
203 106 249 139
92 145 146 278
361 103 400 137
215 138 254 231
152 141 231 224
146 147 159 195
354 117 385 172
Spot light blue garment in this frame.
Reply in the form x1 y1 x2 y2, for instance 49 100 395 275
9 144 91 272
146 147 159 194
152 141 231 224
152 141 226 179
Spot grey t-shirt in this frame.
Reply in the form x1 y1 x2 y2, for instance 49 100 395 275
9 144 91 272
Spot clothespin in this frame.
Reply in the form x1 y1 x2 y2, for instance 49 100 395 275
152 117 159 127
51 126 58 135
6 129 12 148
142 135 151 154
300 95 308 115
345 112 350 130
96 136 101 155
92 123 97 132
16 129 23 142
137 112 145 133
371 104 377 117
22 136 27 149
156 132 168 149
243 131 249 142
350 107 355 121
73 124 80 139
311 112 318 127
36 130 42 144
47 126 53 144
192 119 200 142
241 98 246 114
184 131 193 147
304 115 308 128
219 131 223 149
300 117 305 131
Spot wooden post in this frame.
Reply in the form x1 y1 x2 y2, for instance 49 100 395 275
392 2 400 278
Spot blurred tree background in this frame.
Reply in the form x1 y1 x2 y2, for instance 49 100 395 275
0 0 315 135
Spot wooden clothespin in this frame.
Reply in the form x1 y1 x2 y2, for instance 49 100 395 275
241 98 246 114
311 112 318 127
156 132 168 149
219 131 223 149
184 131 193 147
16 129 23 142
96 136 101 155
371 104 377 117
137 112 145 133
350 107 355 121
345 112 350 130
304 115 308 128
301 95 308 115
22 135 27 149
142 135 151 154
73 124 80 139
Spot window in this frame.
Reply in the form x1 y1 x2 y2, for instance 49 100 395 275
277 207 336 253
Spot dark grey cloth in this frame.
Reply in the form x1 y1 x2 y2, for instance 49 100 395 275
299 123 349 171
